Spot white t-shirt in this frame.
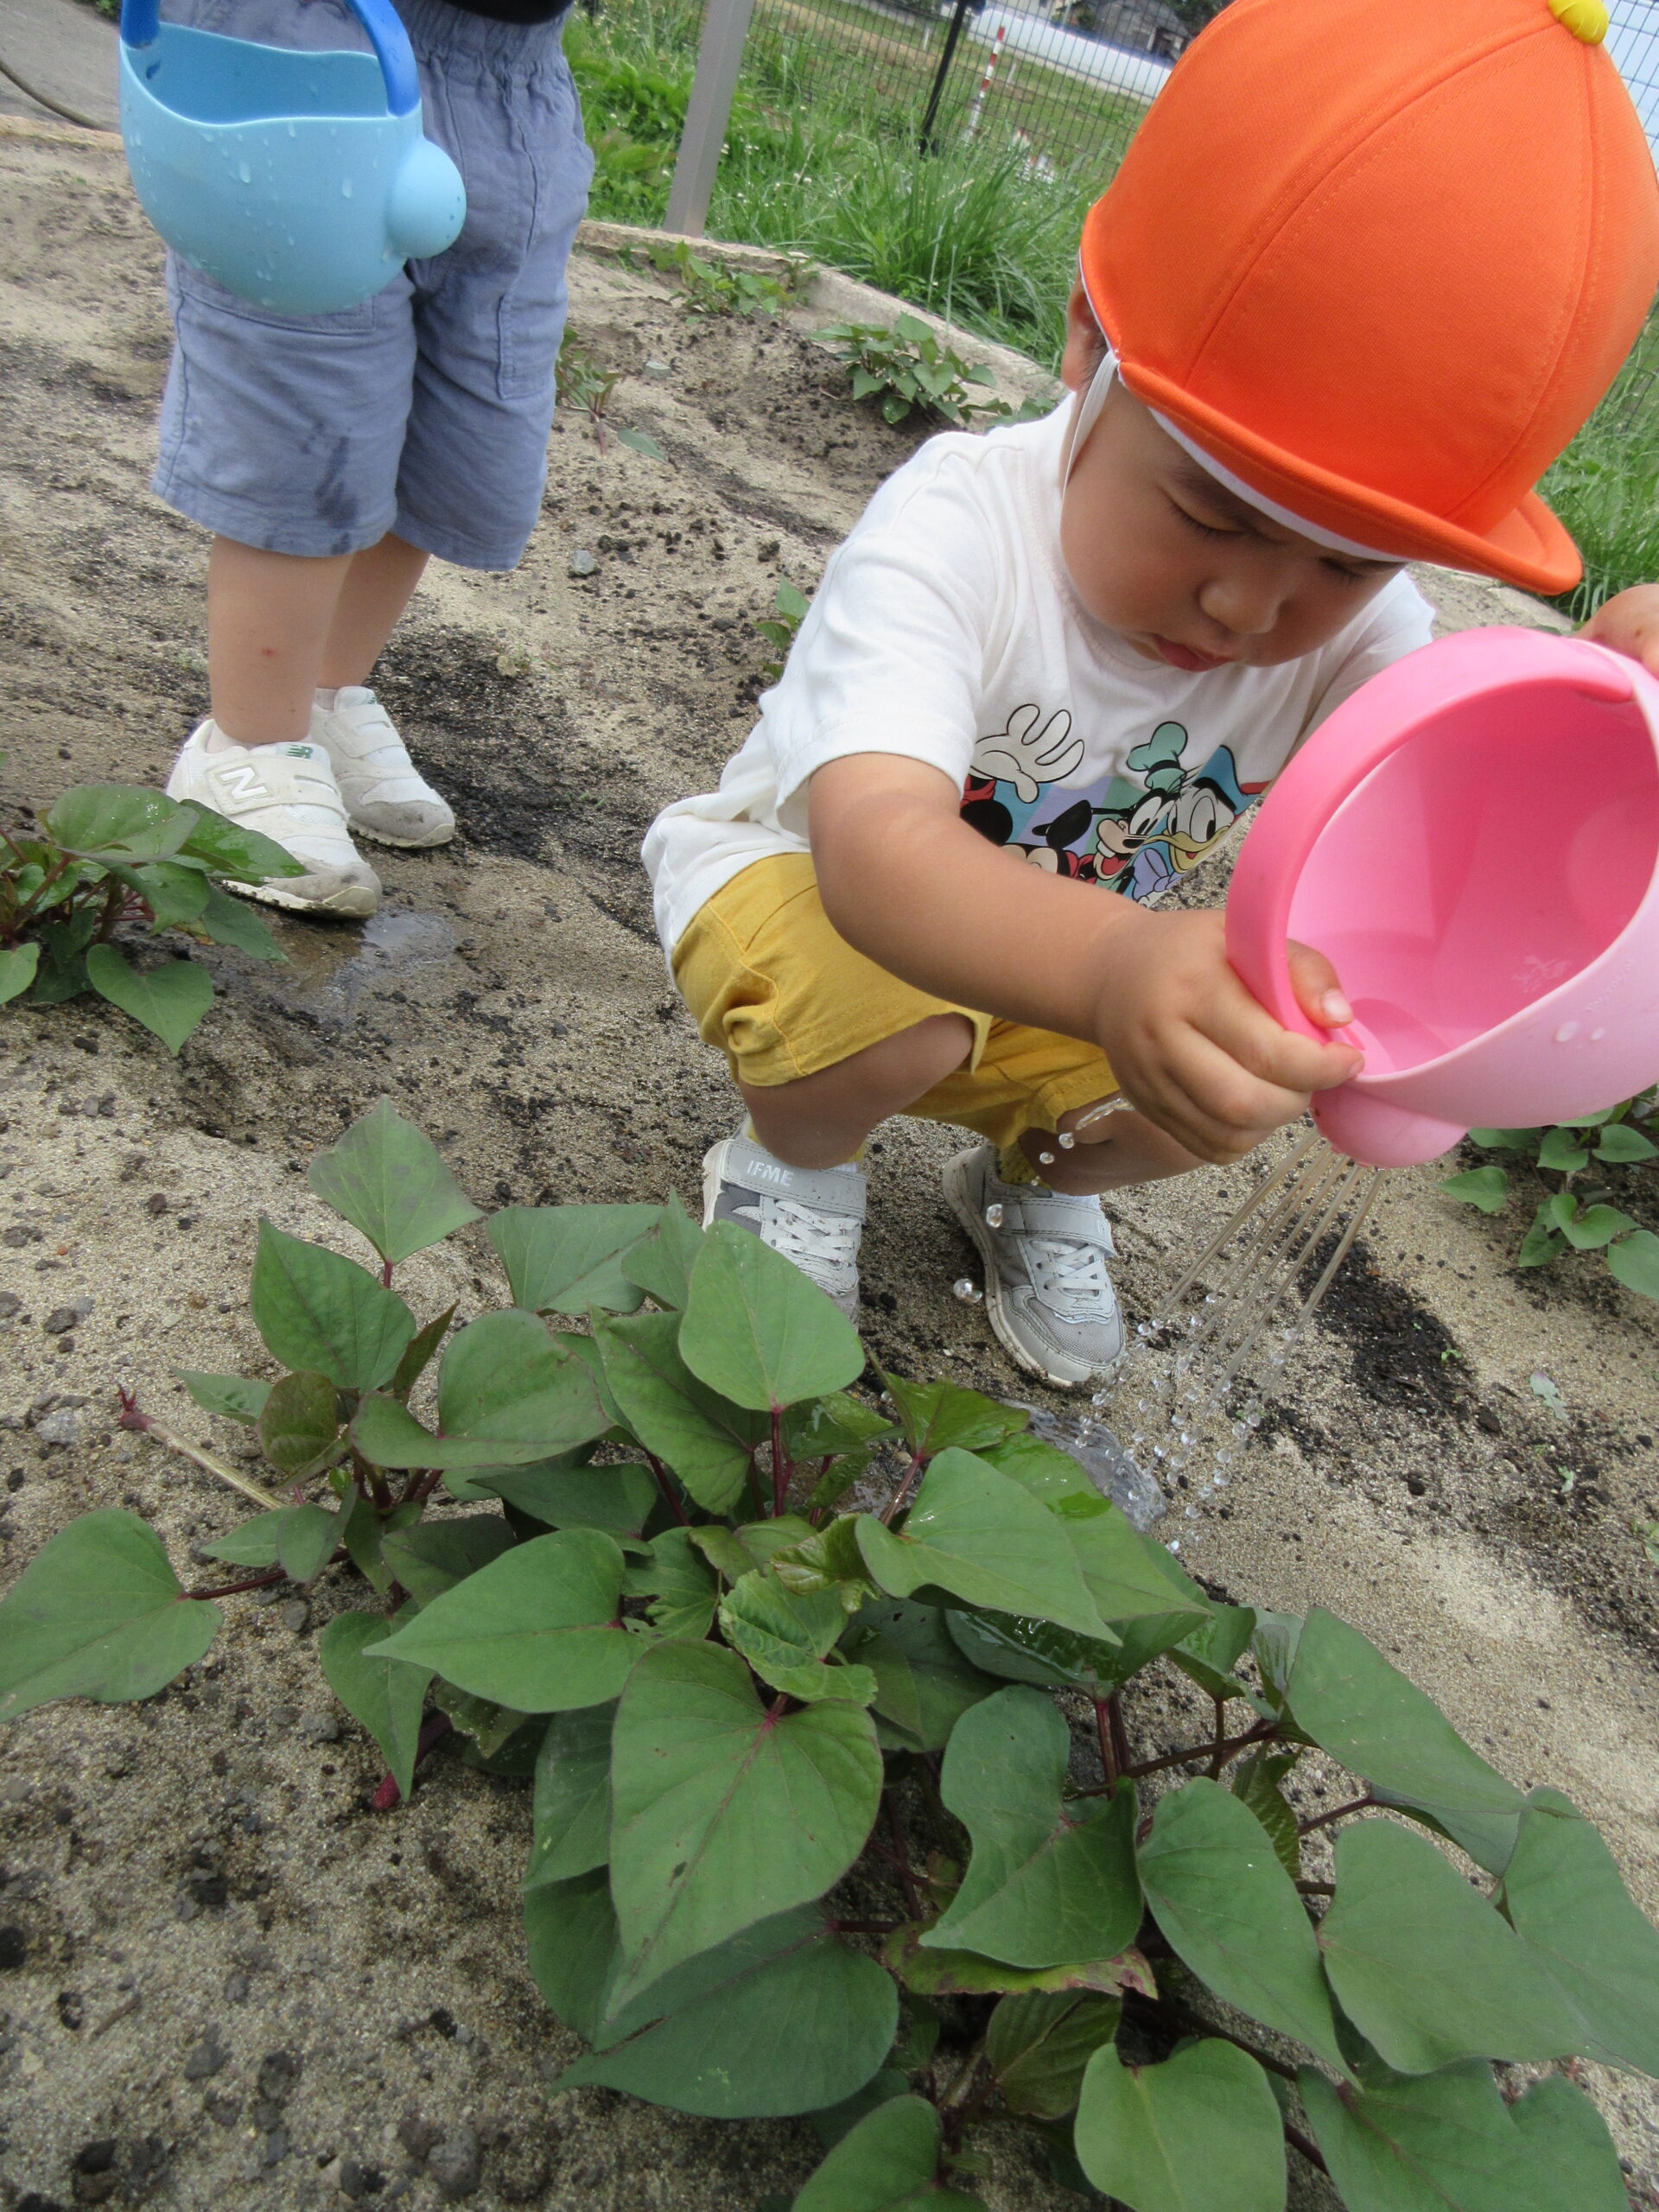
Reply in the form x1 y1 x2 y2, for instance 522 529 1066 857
643 400 1434 959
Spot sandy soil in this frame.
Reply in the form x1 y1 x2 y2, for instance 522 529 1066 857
2 118 1657 2212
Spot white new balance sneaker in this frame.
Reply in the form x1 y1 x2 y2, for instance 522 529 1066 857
165 724 380 918
943 1143 1125 1389
702 1130 866 1319
309 688 454 849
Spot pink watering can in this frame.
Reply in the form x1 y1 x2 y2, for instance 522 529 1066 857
1226 626 1659 1168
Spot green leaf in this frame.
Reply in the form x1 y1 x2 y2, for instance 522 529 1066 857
785 1391 897 1462
793 2095 983 2212
1469 1127 1541 1151
46 784 193 862
1561 1202 1635 1249
435 1310 611 1458
839 1599 999 1751
307 1099 481 1265
1593 1121 1657 1163
1168 1606 1255 1700
1284 1609 1523 1871
979 1429 1102 1512
257 1369 340 1478
432 1675 532 1759
175 798 306 880
0 1509 219 1719
1138 1777 1345 2069
1537 1127 1591 1173
318 1608 429 1801
365 1529 639 1712
719 1570 877 1705
986 1991 1122 2120
1301 2057 1593 2212
1497 1786 1659 2075
620 1528 717 1639
1231 1753 1302 1879
0 943 41 1006
524 1867 617 2039
250 1220 416 1392
607 1638 882 2010
614 425 667 461
690 1517 816 1581
855 1451 1111 1641
882 1926 1154 2000
1058 1505 1211 1632
197 1514 285 1569
1506 2075 1630 2211
114 859 209 930
883 1376 1027 1460
1517 1204 1567 1268
1441 1166 1511 1213
173 1370 270 1426
1318 1817 1580 2070
350 1392 561 1472
194 882 284 960
342 1495 396 1594
594 1310 766 1515
770 1516 879 1611
562 1909 898 2119
810 2071 912 2152
390 1302 455 1400
86 946 213 1054
1075 2040 1286 2212
620 1192 704 1310
380 1516 515 1605
489 1204 661 1316
926 1688 1141 1967
526 1703 614 1886
482 1457 658 1539
944 1607 1126 1697
1607 1227 1659 1298
678 1220 865 1410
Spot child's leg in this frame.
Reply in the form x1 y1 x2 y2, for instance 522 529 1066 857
741 1014 976 1169
205 537 353 749
319 533 430 692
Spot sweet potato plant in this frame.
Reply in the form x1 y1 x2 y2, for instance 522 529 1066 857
1 1103 1655 2211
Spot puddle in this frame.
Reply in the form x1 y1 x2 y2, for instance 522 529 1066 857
276 908 458 1020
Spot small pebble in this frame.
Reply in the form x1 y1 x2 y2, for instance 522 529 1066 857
298 1713 339 1745
278 1599 309 1634
427 2126 482 2202
567 549 597 577
182 2026 229 2081
0 1294 19 1319
145 1193 168 1216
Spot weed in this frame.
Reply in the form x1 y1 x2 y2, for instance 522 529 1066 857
753 578 811 679
555 334 666 462
0 777 300 1052
814 312 1045 429
1442 1096 1659 1299
1635 1517 1659 1568
3 1101 1654 2209
620 237 798 318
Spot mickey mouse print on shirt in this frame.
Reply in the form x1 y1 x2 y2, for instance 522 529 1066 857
960 707 1267 902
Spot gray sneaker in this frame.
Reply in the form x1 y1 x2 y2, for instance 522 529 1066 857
702 1131 866 1318
309 687 454 849
943 1143 1124 1389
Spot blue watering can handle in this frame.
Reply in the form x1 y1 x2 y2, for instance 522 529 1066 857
119 0 421 115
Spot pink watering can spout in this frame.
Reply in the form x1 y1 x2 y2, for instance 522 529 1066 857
1225 627 1659 1169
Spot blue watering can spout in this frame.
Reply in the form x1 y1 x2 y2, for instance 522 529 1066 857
118 0 464 315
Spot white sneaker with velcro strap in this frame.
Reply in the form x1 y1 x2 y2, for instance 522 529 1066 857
309 687 455 849
701 1129 867 1319
165 723 381 918
943 1142 1125 1389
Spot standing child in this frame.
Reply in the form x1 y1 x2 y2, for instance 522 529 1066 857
645 0 1659 1386
156 0 593 916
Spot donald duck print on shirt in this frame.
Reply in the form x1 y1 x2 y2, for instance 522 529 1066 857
959 707 1267 903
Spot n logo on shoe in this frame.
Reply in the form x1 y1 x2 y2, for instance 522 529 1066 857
216 764 270 803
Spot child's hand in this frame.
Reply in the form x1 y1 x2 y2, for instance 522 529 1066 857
1579 586 1659 675
1090 910 1363 1164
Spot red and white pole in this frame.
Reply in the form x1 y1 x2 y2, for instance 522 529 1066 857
965 22 1007 138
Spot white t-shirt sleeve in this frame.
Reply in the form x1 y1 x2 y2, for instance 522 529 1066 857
765 452 1002 818
1300 571 1437 739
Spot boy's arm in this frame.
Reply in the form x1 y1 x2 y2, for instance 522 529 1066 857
809 753 1362 1165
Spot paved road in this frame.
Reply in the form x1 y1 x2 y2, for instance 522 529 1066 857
0 0 119 131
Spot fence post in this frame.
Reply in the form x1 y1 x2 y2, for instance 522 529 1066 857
919 0 973 152
664 0 758 238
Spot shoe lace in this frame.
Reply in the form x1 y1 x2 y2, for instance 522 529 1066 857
1025 1235 1113 1319
741 1195 860 1279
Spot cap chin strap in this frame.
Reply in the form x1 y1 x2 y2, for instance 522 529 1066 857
1063 341 1400 564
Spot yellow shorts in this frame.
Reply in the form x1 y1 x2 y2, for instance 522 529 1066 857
672 854 1116 1150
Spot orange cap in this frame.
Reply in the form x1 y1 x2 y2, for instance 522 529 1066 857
1080 0 1659 592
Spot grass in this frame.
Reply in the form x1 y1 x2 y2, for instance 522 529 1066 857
1541 308 1659 619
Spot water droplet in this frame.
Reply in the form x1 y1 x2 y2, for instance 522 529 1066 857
951 1277 982 1305
1554 1020 1580 1043
237 161 252 183
341 177 354 197
983 1202 1004 1230
1591 1027 1606 1041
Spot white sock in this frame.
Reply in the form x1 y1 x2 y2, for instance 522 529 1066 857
314 686 340 712
200 721 302 758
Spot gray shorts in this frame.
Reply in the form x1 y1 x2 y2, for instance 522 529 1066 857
151 0 593 569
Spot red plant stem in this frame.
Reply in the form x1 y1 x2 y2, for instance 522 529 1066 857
1094 1697 1118 1787
1108 1694 1132 1778
770 1403 789 1517
884 1791 925 1922
381 1259 394 1289
187 1568 287 1601
1299 1794 1379 1836
1108 1719 1277 1784
827 1918 900 1936
1208 1694 1230 1779
880 1451 926 1525
645 1452 690 1527
372 1712 454 1810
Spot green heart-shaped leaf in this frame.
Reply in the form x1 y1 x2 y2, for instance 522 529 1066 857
985 1991 1122 2121
319 1607 430 1802
594 1310 766 1514
379 1516 516 1605
793 2094 985 2212
307 1098 481 1265
250 1221 416 1392
435 1310 610 1457
678 1221 864 1411
46 785 193 862
489 1204 662 1316
1075 2041 1285 2212
840 1599 999 1751
526 1702 616 1887
86 946 214 1054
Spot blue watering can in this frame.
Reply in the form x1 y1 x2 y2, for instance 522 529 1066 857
118 0 466 316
